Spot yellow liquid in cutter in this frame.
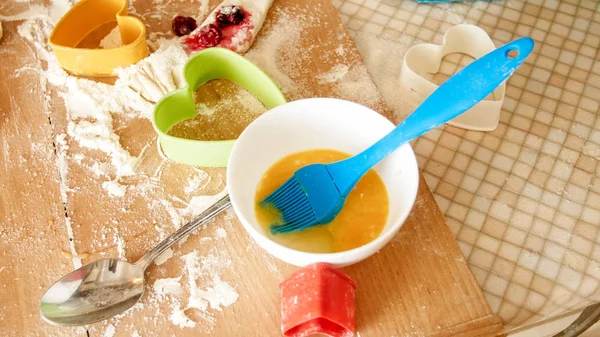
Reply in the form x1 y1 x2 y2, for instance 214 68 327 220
254 149 389 253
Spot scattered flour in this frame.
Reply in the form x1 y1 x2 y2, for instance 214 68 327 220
181 189 229 219
215 227 227 239
351 31 414 122
102 180 127 197
198 0 210 19
198 275 239 310
160 198 185 228
333 64 382 108
7 5 82 268
335 44 346 57
0 5 48 22
55 133 81 268
153 277 182 297
17 11 189 198
317 64 349 84
187 252 238 309
154 248 174 266
245 7 384 111
262 255 282 279
92 222 237 333
153 189 227 235
15 19 130 194
184 170 211 194
99 26 123 49
115 231 126 260
170 308 196 328
244 9 302 97
63 77 139 179
103 324 116 337
164 251 238 329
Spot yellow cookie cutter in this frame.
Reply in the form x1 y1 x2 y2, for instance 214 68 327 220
48 0 149 76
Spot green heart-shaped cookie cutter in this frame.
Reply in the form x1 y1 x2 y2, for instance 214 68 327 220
152 47 287 167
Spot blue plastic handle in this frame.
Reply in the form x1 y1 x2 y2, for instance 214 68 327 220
329 37 534 195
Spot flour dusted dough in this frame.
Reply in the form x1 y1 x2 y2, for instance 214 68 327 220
188 0 274 53
115 43 189 103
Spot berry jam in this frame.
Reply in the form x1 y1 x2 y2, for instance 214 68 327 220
216 6 244 28
185 24 222 50
172 16 197 37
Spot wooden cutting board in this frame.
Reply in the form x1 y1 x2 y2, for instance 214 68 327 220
0 0 504 336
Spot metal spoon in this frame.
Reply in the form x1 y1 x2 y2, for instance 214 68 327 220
40 195 231 326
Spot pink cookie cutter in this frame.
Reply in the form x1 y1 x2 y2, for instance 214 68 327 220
280 263 356 337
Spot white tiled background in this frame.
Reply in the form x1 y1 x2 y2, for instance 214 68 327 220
332 0 600 332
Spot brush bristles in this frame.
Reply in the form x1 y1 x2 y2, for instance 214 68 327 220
261 177 318 234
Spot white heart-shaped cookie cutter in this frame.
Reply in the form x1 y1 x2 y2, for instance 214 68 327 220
400 24 504 131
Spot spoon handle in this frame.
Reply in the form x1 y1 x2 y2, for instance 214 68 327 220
136 194 231 270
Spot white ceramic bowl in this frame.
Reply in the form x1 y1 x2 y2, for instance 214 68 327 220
227 98 419 268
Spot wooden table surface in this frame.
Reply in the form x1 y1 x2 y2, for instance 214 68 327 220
0 0 503 336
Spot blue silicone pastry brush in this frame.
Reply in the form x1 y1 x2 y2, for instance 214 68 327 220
262 37 534 234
